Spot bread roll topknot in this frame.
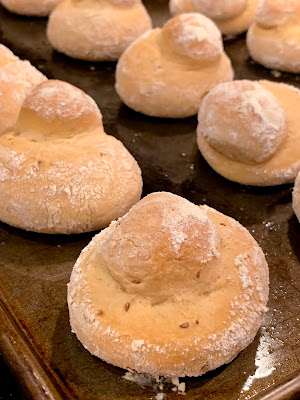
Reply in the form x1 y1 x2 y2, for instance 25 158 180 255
193 0 247 20
98 192 220 304
161 13 223 62
16 80 103 141
255 0 300 28
198 80 287 164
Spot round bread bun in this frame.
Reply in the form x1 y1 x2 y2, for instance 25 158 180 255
115 13 234 118
247 0 300 73
197 80 300 186
169 0 259 37
0 0 62 16
0 79 142 234
47 0 152 61
0 44 47 135
68 191 269 377
292 172 300 222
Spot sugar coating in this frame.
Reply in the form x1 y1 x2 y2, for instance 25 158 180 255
22 80 102 121
0 47 47 135
158 194 219 258
192 0 247 20
0 79 142 233
68 194 269 378
0 44 17 62
256 0 299 27
47 0 152 61
247 0 300 73
168 13 223 60
199 81 286 164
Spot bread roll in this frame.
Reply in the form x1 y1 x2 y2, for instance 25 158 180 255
0 80 142 234
0 0 62 16
116 13 234 118
68 192 269 377
197 80 300 186
47 0 152 61
247 0 300 73
169 0 259 36
0 44 47 135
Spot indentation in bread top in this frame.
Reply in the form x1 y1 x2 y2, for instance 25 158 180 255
255 0 300 28
192 0 247 20
198 80 287 164
98 192 220 304
161 13 223 62
15 80 103 141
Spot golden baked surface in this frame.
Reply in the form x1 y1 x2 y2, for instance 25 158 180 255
116 13 233 118
0 44 46 135
0 0 62 16
169 0 259 36
247 0 300 73
68 192 269 377
0 80 143 234
47 0 152 61
197 80 300 186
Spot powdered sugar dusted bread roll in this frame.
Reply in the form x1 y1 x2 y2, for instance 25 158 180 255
0 0 62 16
68 192 269 377
197 80 300 186
170 0 259 36
116 13 233 118
47 0 152 61
247 0 300 73
0 44 47 135
0 80 142 234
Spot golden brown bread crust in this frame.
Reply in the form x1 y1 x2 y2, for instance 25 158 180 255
0 0 62 16
247 0 300 73
0 44 47 135
169 0 259 36
0 80 143 234
68 192 269 377
115 14 234 118
47 0 152 61
197 80 300 186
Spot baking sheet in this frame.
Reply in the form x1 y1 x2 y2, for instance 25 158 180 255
0 1 300 399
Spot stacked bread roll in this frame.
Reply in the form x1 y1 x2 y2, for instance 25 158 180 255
0 79 142 234
247 0 300 73
169 0 259 36
68 192 269 377
47 0 152 61
0 44 47 135
0 0 62 16
197 80 300 186
116 13 234 118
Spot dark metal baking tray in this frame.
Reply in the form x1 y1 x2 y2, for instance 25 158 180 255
0 1 299 399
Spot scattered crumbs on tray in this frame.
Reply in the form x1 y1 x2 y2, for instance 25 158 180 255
123 371 186 397
270 70 282 78
240 328 278 394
